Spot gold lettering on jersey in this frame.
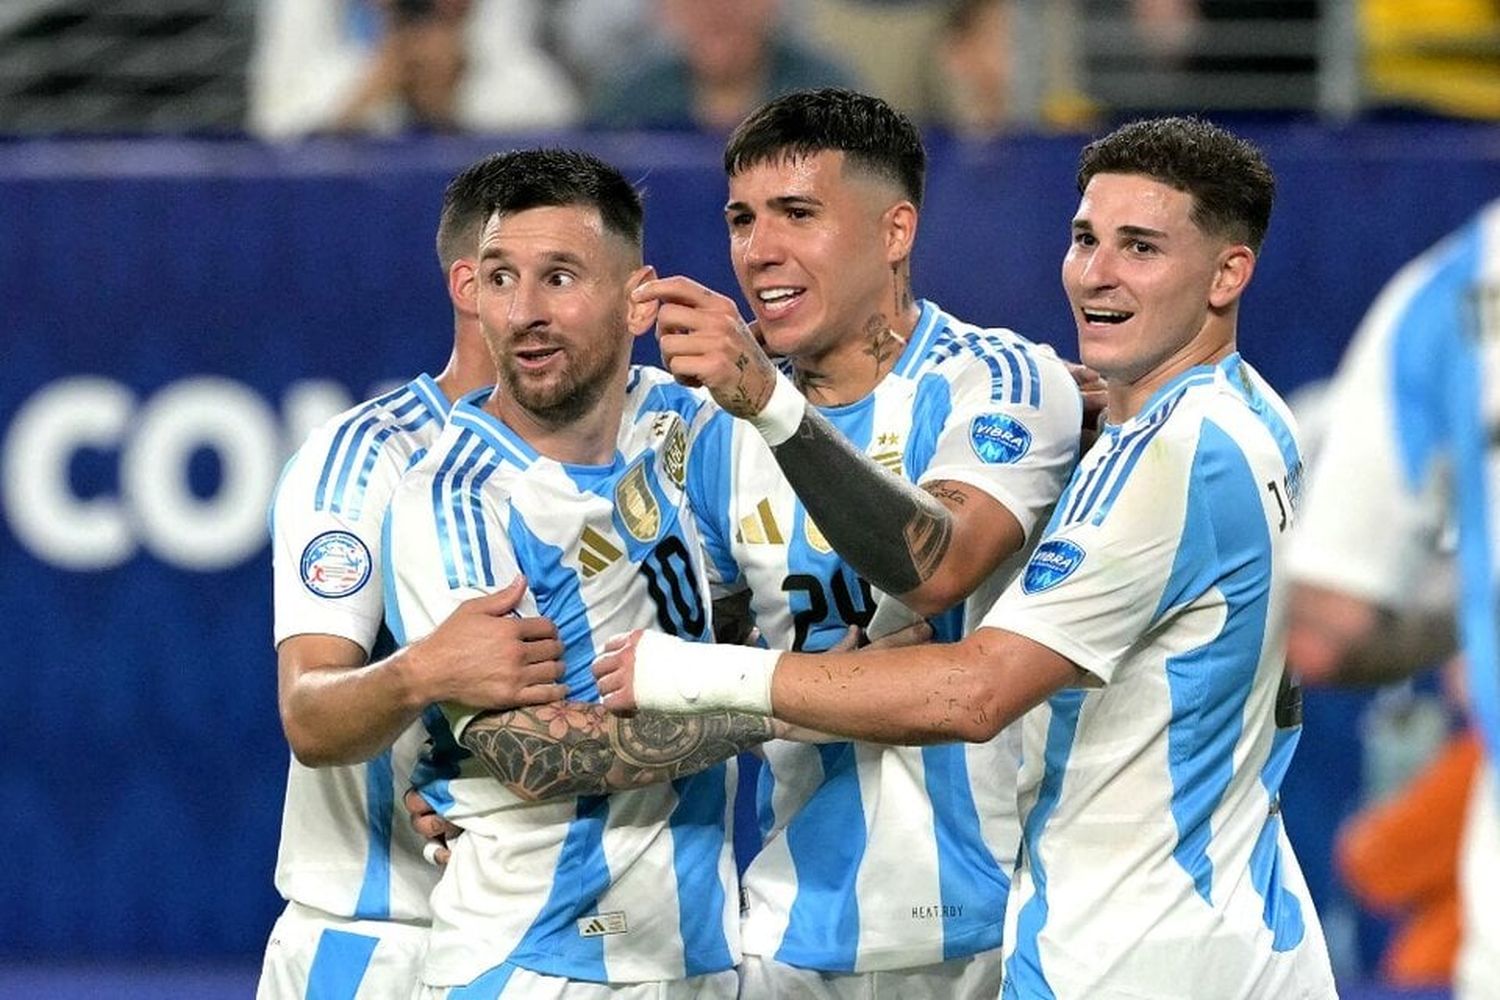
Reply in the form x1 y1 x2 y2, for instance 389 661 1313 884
578 526 623 579
661 417 688 489
577 911 628 937
615 462 660 542
803 513 832 554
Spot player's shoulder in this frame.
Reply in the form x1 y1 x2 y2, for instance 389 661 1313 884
1153 356 1298 470
625 364 715 419
913 302 1073 387
277 376 448 515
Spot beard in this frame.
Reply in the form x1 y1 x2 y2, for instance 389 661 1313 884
497 316 630 426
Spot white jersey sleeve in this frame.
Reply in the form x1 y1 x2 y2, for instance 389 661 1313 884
1287 262 1449 604
981 404 1199 685
918 333 1082 544
271 420 404 651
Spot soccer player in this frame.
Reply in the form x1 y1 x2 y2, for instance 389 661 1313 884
1286 197 1500 999
384 149 795 999
258 156 569 1000
636 88 1082 997
598 116 1340 999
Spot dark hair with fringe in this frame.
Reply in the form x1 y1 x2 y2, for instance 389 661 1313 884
724 88 926 208
436 148 643 268
1077 116 1275 251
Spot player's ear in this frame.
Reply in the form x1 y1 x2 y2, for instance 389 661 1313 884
626 265 658 337
882 200 918 266
1209 244 1255 310
448 257 479 318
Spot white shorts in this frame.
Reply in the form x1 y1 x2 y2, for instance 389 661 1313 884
256 900 428 1000
1457 759 1500 1000
736 948 1003 1000
416 963 738 1000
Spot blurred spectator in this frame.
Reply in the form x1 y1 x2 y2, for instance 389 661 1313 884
544 0 658 101
1363 0 1500 118
586 0 859 131
803 0 945 116
250 0 577 138
925 0 1095 137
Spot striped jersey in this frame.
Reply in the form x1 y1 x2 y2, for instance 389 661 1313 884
687 300 1081 971
984 354 1336 999
384 368 738 989
269 373 451 923
1290 198 1500 772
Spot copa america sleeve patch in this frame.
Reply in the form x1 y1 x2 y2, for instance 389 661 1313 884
969 413 1032 463
300 530 372 598
1022 538 1086 593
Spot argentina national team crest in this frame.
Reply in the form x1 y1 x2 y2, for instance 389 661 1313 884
1022 538 1086 594
300 530 371 598
615 461 661 542
970 413 1032 463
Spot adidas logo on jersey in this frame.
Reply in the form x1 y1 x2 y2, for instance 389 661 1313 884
577 911 629 937
736 498 784 545
578 526 622 578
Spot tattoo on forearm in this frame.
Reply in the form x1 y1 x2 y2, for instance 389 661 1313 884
727 351 775 417
771 408 953 595
461 702 775 802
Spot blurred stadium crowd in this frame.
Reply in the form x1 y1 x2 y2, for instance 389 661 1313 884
0 0 1498 137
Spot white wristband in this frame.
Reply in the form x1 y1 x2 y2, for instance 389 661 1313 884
747 368 806 447
632 631 778 715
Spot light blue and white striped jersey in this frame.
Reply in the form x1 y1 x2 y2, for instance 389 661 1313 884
687 301 1081 972
1289 201 1500 995
269 373 451 923
984 354 1336 999
384 367 738 990
1291 199 1500 774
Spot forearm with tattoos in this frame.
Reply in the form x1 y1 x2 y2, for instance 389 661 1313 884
771 407 953 596
460 701 776 802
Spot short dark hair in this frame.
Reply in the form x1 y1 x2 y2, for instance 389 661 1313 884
724 88 926 209
435 148 643 268
1077 116 1275 252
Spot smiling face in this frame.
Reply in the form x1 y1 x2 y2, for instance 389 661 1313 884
476 204 639 426
725 150 907 366
1062 171 1252 412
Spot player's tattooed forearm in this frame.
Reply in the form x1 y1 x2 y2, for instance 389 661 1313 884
903 509 952 583
725 351 775 418
461 703 775 802
771 408 953 595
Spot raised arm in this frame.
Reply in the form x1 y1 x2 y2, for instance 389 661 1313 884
638 275 1075 615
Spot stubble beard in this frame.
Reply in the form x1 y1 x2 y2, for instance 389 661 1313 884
499 319 629 427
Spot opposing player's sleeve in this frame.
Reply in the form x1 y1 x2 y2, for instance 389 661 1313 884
382 467 529 738
1288 255 1453 605
981 417 1206 685
271 429 398 652
917 338 1082 543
